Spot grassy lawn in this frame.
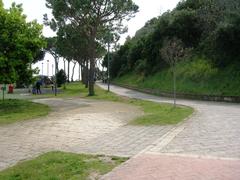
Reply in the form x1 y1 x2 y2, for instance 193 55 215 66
61 82 194 125
0 151 127 180
129 100 193 125
0 99 50 125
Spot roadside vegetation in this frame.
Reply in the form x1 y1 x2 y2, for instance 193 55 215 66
114 59 240 96
0 99 50 125
0 152 127 180
105 0 240 97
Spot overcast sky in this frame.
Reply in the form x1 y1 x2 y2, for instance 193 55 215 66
3 0 180 79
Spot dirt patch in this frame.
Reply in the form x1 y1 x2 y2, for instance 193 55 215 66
34 98 144 124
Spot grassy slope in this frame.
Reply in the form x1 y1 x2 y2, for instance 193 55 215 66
0 152 127 180
114 60 240 96
0 99 50 125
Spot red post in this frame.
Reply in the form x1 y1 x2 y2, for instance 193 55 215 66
8 84 14 94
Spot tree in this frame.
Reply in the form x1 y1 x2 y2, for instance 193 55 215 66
0 2 46 86
45 37 59 73
160 37 188 107
45 0 138 95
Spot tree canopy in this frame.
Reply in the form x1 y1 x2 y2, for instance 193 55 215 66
45 0 138 95
0 2 46 85
107 0 240 78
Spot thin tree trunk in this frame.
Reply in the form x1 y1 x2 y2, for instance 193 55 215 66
63 59 66 74
71 61 77 82
55 56 59 74
173 64 176 107
67 59 70 83
79 62 81 81
81 64 85 84
85 60 89 88
63 59 66 89
89 58 95 96
88 32 96 96
2 84 5 101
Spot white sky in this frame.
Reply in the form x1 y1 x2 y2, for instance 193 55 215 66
3 0 180 80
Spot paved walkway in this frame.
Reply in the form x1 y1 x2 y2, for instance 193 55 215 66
1 84 240 179
0 96 173 171
97 83 240 180
0 98 142 170
103 154 240 180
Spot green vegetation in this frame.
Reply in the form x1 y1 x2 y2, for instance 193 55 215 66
45 0 138 96
129 100 193 126
0 151 127 180
61 82 122 101
0 2 45 87
114 59 240 96
0 99 50 125
105 0 240 97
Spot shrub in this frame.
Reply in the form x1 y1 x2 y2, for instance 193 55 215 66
56 69 67 87
177 58 218 82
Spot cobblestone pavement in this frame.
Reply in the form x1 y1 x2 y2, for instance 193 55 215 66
70 125 172 157
98 83 240 159
1 83 240 179
0 98 144 170
98 83 240 179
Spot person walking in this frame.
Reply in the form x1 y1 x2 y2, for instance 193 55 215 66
36 80 42 94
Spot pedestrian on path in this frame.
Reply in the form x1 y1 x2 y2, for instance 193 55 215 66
36 80 42 94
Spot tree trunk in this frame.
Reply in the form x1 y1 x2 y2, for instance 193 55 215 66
67 59 70 83
88 31 97 96
63 59 66 74
81 65 84 83
85 60 89 88
79 62 81 81
71 61 77 82
89 58 95 96
63 59 66 89
55 56 59 73
173 64 176 107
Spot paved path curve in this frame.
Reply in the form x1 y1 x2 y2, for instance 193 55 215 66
97 83 240 180
98 83 240 159
1 83 240 179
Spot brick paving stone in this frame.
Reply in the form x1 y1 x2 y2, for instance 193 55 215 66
70 125 172 157
98 83 240 179
2 83 240 180
0 98 143 170
98 83 240 159
102 153 240 180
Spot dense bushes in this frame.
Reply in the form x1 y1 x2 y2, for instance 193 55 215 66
106 0 240 80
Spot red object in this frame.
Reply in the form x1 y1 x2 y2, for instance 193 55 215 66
8 84 14 94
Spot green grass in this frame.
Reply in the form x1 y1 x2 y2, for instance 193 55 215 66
52 82 123 101
128 100 193 125
0 151 128 180
113 60 240 96
0 99 50 125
